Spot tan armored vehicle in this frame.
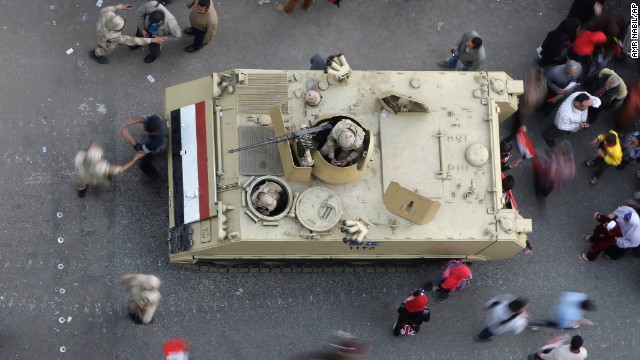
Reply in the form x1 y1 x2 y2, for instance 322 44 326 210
165 57 532 264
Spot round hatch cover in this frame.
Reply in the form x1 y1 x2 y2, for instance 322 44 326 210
296 187 343 231
465 143 489 167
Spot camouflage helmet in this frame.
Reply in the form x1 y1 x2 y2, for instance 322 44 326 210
257 192 277 210
143 275 161 290
336 120 364 150
107 15 126 31
86 144 104 163
338 129 356 149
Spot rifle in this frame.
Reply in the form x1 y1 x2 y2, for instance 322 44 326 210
228 122 333 153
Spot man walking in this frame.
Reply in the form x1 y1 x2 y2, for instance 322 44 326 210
74 142 144 197
583 130 622 187
424 260 472 303
119 115 167 177
120 274 161 324
530 335 588 360
183 0 218 53
475 294 529 342
437 31 485 71
132 1 181 63
90 3 166 64
543 92 601 147
529 292 595 330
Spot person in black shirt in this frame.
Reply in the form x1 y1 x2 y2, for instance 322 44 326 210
119 115 167 177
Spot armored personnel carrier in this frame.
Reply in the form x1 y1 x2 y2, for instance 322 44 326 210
165 57 532 264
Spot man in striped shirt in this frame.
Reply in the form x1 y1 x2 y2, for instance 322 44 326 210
543 92 601 147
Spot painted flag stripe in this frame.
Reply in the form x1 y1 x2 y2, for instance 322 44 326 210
195 101 210 219
180 104 200 224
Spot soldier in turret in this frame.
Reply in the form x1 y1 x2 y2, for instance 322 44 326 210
90 3 166 65
251 181 283 216
319 119 365 167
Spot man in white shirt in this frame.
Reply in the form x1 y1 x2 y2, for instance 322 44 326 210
534 335 588 360
543 92 601 147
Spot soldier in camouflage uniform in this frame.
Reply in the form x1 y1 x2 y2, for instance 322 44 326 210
90 3 166 65
320 119 365 167
74 142 144 197
120 274 161 325
250 181 283 216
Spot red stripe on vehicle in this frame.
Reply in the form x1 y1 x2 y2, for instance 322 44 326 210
195 101 210 219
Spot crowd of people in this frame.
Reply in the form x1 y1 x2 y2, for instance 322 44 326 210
393 0 639 358
71 0 640 359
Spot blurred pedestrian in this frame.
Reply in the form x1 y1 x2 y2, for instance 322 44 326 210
617 131 640 170
132 1 181 63
90 3 166 64
274 0 315 14
543 92 601 147
119 115 167 177
603 206 640 259
327 331 369 360
531 335 588 360
393 289 431 336
475 294 529 342
578 211 622 261
424 260 472 304
538 18 581 66
120 274 161 324
567 0 603 24
586 11 626 39
532 141 576 198
163 338 190 360
74 142 144 197
615 80 640 131
184 0 218 53
583 130 622 187
436 31 485 71
529 292 595 330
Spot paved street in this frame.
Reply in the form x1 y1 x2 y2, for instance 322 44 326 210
0 0 639 359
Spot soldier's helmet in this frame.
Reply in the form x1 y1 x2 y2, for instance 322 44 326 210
305 90 321 106
338 129 356 150
86 145 104 163
107 15 126 32
144 275 162 290
257 192 277 210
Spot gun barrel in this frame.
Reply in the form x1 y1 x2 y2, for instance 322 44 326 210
228 122 333 153
228 137 282 153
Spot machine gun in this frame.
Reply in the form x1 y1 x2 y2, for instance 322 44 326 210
228 122 333 153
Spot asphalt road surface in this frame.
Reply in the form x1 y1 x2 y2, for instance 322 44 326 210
0 0 639 359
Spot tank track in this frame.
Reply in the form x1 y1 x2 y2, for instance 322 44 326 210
175 262 455 273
